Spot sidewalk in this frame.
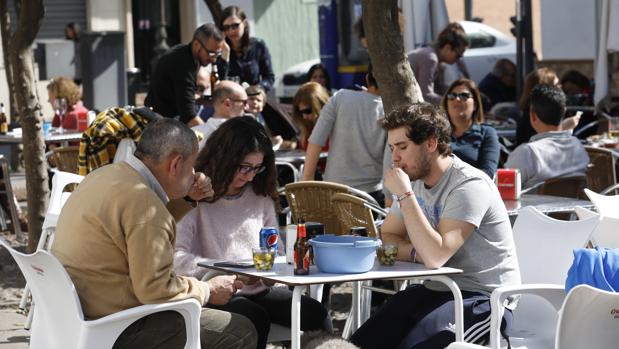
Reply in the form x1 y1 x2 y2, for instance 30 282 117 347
0 310 28 348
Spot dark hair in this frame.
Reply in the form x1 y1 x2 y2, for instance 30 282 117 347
307 63 332 91
434 22 469 52
194 23 224 44
220 6 250 52
353 17 365 40
441 78 485 124
367 63 378 88
560 70 590 90
135 119 198 163
65 22 80 40
382 103 452 156
529 85 566 126
195 116 277 203
492 59 516 78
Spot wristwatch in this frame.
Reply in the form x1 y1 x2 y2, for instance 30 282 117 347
184 195 198 208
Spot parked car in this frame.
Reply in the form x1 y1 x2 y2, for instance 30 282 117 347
275 21 516 102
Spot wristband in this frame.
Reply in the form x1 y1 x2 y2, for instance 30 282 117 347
184 195 198 208
397 191 413 202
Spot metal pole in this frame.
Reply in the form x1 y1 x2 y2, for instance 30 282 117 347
523 0 534 76
515 0 523 100
151 0 169 70
464 0 473 21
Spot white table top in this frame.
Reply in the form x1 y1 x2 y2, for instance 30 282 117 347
0 129 82 144
198 257 462 286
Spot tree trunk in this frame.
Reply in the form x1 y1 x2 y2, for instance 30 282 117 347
361 0 423 115
203 0 224 26
9 0 46 252
0 0 18 118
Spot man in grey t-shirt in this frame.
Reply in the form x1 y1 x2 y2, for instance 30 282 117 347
351 103 520 349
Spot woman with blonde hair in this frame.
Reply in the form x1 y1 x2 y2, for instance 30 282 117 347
47 76 88 130
292 82 330 150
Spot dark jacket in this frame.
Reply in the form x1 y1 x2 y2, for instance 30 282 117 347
451 123 500 179
217 38 275 92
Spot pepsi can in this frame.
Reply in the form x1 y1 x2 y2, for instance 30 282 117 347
259 227 279 251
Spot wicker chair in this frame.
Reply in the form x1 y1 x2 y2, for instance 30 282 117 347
584 146 616 194
284 181 349 234
51 146 79 174
538 175 588 199
331 193 387 238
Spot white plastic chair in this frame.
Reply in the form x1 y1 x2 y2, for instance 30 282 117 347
584 188 619 218
0 238 202 349
19 171 85 328
574 206 619 248
446 284 619 349
486 206 599 349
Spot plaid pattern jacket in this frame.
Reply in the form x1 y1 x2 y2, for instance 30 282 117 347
78 108 150 175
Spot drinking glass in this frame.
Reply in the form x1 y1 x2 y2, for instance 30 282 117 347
608 117 619 139
53 98 68 134
252 247 276 271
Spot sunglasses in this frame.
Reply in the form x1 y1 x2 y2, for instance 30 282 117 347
196 39 222 58
447 92 473 101
298 108 313 115
239 164 266 175
222 22 241 31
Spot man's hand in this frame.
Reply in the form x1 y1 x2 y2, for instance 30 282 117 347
384 167 413 198
206 275 244 305
187 172 214 201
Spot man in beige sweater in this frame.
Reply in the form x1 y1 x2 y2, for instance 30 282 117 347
52 119 257 348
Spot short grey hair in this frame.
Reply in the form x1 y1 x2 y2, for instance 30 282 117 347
212 82 238 104
135 119 198 163
193 23 223 44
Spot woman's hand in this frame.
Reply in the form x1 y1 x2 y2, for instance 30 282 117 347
187 172 214 201
220 40 230 62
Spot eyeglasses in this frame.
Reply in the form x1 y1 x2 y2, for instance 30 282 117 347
298 108 313 115
222 22 241 31
239 164 266 175
196 39 222 58
446 92 473 101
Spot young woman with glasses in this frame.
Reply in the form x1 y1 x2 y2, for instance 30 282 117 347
216 5 275 92
174 116 330 349
441 78 500 179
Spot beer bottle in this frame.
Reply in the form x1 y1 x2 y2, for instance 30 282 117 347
294 218 310 275
0 103 8 135
210 65 219 94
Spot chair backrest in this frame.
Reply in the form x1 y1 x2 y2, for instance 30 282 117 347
42 171 85 232
0 238 84 348
555 284 619 349
52 146 80 174
513 206 599 284
285 181 349 234
584 188 619 219
584 146 617 194
507 207 599 347
538 175 587 199
574 206 619 248
331 193 379 237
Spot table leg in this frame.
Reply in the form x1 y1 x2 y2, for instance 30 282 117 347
290 286 303 349
418 275 464 342
352 281 361 331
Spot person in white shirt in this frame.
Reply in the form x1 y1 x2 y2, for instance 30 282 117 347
505 85 589 189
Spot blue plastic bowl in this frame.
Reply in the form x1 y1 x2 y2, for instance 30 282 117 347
309 235 382 273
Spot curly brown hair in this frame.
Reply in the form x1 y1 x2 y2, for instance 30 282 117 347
47 76 82 106
195 116 278 203
382 103 452 156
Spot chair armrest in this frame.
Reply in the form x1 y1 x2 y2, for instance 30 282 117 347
489 284 565 348
84 299 202 348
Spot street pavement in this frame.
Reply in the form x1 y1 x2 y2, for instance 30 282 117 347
0 310 28 348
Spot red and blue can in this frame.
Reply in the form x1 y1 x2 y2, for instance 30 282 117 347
259 227 279 251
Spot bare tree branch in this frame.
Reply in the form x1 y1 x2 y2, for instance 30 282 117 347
203 0 224 25
361 0 423 115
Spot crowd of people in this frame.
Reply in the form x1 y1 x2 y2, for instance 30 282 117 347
26 7 603 349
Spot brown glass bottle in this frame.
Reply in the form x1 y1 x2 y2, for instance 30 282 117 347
210 65 219 95
293 219 310 275
0 103 7 135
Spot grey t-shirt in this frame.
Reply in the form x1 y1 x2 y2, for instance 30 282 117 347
308 89 391 193
391 156 521 297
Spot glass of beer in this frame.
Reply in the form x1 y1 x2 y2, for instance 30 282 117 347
252 247 276 271
377 243 398 266
608 117 619 138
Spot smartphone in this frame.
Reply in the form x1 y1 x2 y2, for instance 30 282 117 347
213 260 255 268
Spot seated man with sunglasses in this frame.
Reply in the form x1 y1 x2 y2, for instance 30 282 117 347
192 80 248 150
146 23 228 127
